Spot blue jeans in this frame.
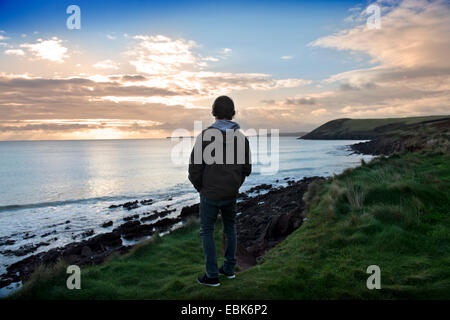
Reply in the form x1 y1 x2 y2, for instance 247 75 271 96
200 195 237 278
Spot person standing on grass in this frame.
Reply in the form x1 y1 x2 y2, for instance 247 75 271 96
188 96 252 287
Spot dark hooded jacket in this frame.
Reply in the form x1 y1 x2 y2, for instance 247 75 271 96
188 120 252 200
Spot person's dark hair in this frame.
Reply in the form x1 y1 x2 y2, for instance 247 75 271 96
212 96 235 120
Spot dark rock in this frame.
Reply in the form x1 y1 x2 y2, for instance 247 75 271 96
87 232 122 250
113 220 140 234
140 214 158 222
0 239 15 246
123 214 139 221
265 207 303 240
350 136 406 155
237 192 249 200
41 230 57 237
81 246 93 257
157 208 176 217
122 224 154 240
235 176 323 264
61 231 123 264
247 184 273 193
101 221 113 228
0 241 50 257
179 203 199 219
123 200 139 210
140 199 153 205
141 208 176 222
153 217 181 231
113 220 154 240
109 200 140 210
80 229 94 238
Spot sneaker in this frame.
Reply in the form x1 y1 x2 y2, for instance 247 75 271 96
197 274 220 287
219 266 236 279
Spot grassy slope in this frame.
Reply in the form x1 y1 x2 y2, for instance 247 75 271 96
10 151 450 300
301 115 449 139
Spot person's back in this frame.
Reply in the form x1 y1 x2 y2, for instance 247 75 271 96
188 96 251 286
189 122 251 200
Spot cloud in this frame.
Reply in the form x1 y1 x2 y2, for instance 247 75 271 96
260 0 450 127
106 34 117 40
0 73 213 139
127 35 198 75
238 104 318 132
203 56 219 62
262 96 316 106
311 0 450 69
0 32 310 139
0 67 312 140
285 97 316 105
20 37 69 62
311 108 327 116
93 59 120 70
281 56 293 60
119 75 148 82
0 122 96 132
4 49 25 56
123 35 310 99
182 71 310 93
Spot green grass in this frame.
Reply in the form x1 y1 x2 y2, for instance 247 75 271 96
302 115 449 139
334 116 448 132
9 151 450 299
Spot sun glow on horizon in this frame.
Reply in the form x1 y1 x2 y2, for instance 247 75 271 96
0 0 449 140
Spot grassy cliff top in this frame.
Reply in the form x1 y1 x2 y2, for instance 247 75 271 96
301 115 449 140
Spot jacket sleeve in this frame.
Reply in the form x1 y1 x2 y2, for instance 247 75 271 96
241 136 252 184
188 134 204 192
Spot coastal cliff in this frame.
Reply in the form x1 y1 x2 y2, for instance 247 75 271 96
301 115 449 140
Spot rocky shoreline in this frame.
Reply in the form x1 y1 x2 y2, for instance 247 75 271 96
0 177 321 290
350 136 408 155
345 117 449 156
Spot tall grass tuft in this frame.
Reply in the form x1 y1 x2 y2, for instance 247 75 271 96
345 178 365 210
303 179 323 210
9 259 68 299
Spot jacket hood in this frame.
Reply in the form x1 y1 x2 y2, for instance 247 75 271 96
209 120 242 143
211 119 240 131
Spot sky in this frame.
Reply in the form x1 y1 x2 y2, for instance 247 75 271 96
0 0 449 140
